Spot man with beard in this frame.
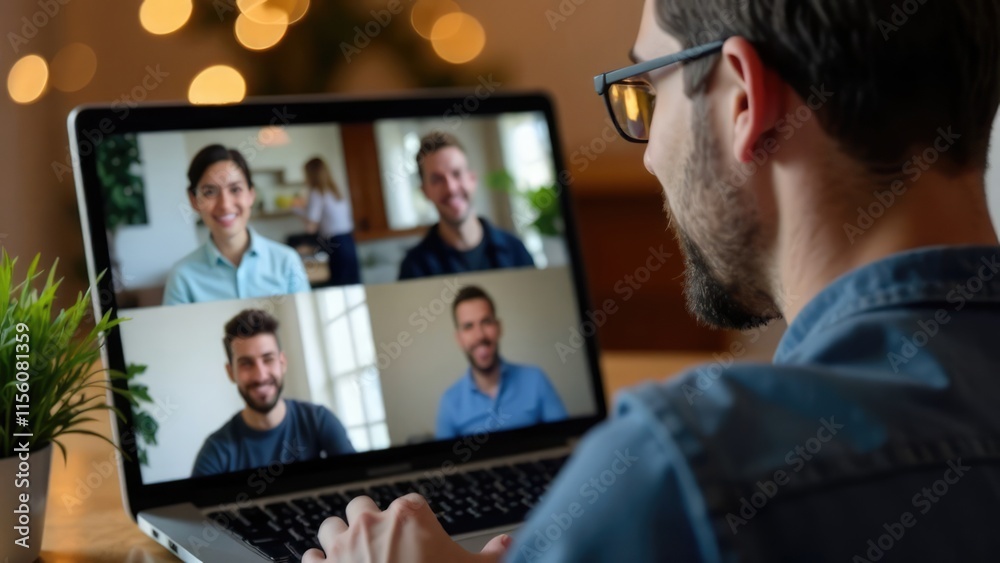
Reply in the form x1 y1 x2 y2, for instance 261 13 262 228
398 132 535 280
192 309 355 477
304 0 1000 560
435 286 567 440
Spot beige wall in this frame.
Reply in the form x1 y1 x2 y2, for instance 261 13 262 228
368 266 597 445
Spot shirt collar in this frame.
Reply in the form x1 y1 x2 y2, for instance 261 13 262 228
775 245 1000 363
430 217 498 251
462 358 510 396
204 227 261 267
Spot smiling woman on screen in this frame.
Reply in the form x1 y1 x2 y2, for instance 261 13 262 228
163 144 309 305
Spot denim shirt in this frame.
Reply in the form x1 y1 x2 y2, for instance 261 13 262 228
509 246 1000 562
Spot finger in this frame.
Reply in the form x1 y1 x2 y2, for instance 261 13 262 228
387 493 433 519
318 516 348 537
345 495 381 525
480 533 513 556
315 516 348 551
301 547 326 563
386 493 447 533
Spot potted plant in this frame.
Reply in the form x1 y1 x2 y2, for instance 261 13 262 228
487 170 567 266
0 251 148 563
487 170 564 236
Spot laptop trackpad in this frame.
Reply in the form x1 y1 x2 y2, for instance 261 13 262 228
455 525 519 552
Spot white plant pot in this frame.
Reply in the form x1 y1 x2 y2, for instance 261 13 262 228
0 444 52 563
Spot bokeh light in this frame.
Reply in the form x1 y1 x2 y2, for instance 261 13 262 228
430 13 486 64
139 0 193 35
7 54 49 104
50 43 98 93
235 11 289 50
411 0 460 39
238 0 309 25
188 65 246 105
258 126 290 146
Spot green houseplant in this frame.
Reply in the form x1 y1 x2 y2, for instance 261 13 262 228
486 170 564 237
0 250 150 562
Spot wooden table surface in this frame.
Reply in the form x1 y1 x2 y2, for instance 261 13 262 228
39 351 710 561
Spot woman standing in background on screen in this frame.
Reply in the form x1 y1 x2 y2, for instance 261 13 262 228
301 157 361 286
163 144 310 305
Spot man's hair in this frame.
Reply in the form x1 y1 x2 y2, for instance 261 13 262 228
416 131 466 181
656 0 1000 174
223 309 281 364
452 286 496 326
187 144 254 194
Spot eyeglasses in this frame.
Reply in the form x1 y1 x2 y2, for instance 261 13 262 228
594 40 727 143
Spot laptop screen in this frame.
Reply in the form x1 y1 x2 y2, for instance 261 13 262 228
78 100 601 487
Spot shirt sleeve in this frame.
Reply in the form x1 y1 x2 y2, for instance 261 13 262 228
435 393 457 440
512 237 535 267
505 398 708 562
286 249 311 294
305 190 323 224
315 405 356 455
536 371 568 422
162 268 191 305
192 437 227 477
398 253 423 281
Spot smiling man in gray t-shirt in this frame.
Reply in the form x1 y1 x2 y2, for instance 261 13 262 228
192 309 354 477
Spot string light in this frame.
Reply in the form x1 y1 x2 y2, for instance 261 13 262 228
50 43 98 92
188 65 246 105
430 12 485 64
7 54 48 104
139 0 193 35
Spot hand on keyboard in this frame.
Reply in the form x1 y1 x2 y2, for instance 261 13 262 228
301 493 510 563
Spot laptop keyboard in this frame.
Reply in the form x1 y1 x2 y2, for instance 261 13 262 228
206 456 568 562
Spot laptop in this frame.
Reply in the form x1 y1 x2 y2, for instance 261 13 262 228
68 92 608 561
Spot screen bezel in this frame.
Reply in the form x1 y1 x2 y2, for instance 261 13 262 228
69 92 608 517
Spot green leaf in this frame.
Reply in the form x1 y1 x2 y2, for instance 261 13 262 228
0 254 153 458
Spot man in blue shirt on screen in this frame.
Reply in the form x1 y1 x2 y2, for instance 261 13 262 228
304 0 1000 561
192 309 354 477
435 286 567 440
398 132 535 281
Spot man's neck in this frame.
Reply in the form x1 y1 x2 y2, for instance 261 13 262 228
775 168 999 323
214 229 251 267
471 365 502 398
438 215 484 251
241 398 287 431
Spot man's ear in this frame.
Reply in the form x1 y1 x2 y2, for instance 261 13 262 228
225 362 235 383
720 36 785 163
